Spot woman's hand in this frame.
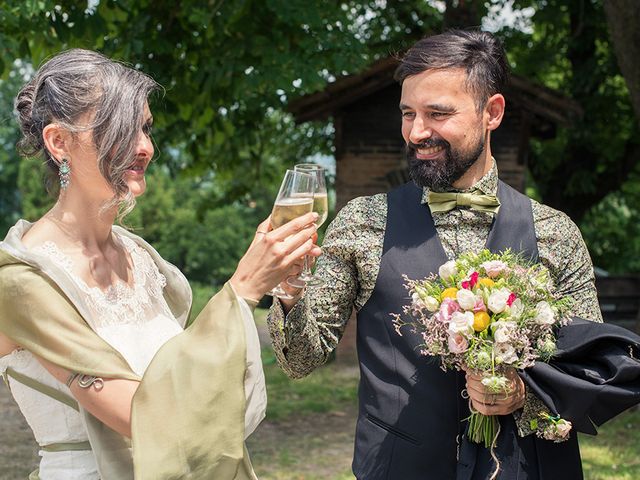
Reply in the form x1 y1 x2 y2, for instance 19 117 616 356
230 212 321 301
465 368 526 416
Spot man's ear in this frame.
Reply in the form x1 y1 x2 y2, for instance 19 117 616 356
485 94 505 132
42 123 70 164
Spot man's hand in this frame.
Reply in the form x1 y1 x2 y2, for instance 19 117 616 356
465 368 526 416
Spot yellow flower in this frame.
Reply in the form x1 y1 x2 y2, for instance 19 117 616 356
478 277 495 288
473 311 491 332
441 287 459 300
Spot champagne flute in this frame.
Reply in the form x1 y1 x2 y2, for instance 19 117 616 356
267 169 315 299
287 164 328 288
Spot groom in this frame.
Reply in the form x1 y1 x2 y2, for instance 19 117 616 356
267 30 602 479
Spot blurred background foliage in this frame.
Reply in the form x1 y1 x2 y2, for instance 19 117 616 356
1 0 639 283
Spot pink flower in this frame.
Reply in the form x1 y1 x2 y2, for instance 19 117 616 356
437 298 461 323
506 292 517 307
473 298 487 312
481 260 508 278
448 333 469 354
555 420 572 439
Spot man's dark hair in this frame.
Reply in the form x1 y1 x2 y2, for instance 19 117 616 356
394 29 510 111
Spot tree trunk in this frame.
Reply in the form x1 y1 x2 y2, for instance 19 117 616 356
531 0 640 222
604 0 640 120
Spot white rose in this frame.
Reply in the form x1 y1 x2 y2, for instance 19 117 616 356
494 343 518 364
534 301 555 325
447 311 474 337
508 298 524 319
493 321 516 343
488 288 511 314
456 289 477 311
424 296 440 312
438 260 458 281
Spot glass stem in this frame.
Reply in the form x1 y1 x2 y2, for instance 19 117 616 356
300 254 312 280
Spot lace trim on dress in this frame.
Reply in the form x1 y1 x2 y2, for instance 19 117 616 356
33 235 173 327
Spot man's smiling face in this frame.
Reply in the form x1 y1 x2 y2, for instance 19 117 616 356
400 68 487 191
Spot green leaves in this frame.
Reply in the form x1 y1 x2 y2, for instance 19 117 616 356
0 0 434 200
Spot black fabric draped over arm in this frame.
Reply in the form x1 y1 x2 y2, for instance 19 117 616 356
519 317 640 435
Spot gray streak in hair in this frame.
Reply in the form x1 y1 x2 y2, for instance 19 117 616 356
15 48 160 218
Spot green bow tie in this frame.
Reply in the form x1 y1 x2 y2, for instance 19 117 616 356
427 190 501 214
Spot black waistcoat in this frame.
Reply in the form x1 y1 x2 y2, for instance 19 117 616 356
352 181 582 480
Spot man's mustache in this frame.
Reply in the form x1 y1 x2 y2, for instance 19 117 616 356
407 139 450 151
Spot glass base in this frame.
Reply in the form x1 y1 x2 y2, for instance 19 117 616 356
266 285 295 300
287 274 325 288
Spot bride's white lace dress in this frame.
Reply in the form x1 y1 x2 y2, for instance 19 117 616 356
0 221 266 479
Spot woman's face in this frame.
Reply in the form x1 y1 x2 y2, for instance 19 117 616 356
66 102 154 202
122 102 154 198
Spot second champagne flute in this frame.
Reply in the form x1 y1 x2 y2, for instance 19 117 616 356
287 164 328 288
267 169 315 299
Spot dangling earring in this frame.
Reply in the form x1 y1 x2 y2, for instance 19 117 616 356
59 158 71 190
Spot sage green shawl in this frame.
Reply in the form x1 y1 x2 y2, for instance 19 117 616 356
0 240 257 479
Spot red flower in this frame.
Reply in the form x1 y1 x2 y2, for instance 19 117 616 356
461 272 480 290
507 292 517 307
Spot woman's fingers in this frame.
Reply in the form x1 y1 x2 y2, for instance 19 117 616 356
269 212 318 241
255 217 272 236
286 238 317 265
249 217 272 247
281 223 319 255
231 212 321 301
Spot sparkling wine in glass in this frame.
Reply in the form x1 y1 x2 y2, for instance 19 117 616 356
267 169 315 299
287 164 328 288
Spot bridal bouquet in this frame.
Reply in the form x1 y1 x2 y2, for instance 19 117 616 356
392 249 572 448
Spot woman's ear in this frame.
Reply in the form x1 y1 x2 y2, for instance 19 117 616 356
485 94 505 132
42 123 70 164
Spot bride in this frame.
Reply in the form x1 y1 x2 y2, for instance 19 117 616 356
0 49 320 479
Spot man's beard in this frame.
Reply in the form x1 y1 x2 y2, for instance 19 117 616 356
406 135 485 191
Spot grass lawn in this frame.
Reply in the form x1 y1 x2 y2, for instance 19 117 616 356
580 408 640 479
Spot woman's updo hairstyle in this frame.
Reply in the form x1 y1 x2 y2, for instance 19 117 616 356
15 49 159 214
